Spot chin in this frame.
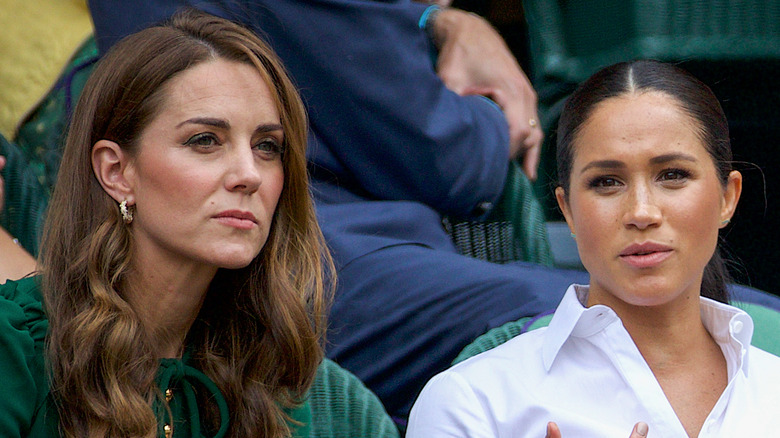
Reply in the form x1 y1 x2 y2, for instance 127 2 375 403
210 249 263 270
620 284 685 307
218 259 256 270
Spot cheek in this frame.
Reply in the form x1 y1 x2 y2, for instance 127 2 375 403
268 165 284 201
262 165 285 217
670 191 723 245
135 156 215 213
567 196 620 267
570 196 618 239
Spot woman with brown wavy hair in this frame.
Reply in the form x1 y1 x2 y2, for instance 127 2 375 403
0 8 332 438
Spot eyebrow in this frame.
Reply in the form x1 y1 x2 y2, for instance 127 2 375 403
579 153 698 174
177 117 230 129
255 123 284 135
176 118 283 135
649 153 698 165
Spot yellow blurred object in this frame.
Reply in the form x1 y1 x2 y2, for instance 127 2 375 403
0 0 93 139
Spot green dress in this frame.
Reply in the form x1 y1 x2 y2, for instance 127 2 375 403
0 276 311 438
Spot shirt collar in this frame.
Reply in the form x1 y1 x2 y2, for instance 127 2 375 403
543 284 619 370
700 296 754 376
542 285 754 376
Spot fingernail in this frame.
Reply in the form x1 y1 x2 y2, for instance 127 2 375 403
636 422 648 436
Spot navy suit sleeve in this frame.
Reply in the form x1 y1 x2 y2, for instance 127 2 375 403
89 0 511 218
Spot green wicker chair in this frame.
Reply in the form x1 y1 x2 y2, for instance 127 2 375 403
308 359 399 438
443 160 554 267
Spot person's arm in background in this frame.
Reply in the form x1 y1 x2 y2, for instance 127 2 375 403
0 156 36 283
430 7 543 179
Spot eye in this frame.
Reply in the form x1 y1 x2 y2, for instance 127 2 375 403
184 133 220 149
658 168 691 182
253 138 285 159
587 176 622 189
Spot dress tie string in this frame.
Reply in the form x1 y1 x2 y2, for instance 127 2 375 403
156 356 230 438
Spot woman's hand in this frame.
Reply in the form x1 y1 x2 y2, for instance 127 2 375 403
545 421 649 438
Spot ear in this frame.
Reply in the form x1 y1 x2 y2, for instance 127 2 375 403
555 186 575 235
720 170 742 228
91 140 135 204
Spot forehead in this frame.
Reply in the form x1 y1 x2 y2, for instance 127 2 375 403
571 91 708 166
156 58 280 120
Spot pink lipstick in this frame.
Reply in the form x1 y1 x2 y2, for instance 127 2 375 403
620 242 672 269
214 210 258 230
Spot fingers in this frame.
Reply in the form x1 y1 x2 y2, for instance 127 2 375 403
521 138 541 182
501 94 542 180
431 8 543 176
485 69 542 177
545 422 561 438
545 421 647 438
630 422 649 438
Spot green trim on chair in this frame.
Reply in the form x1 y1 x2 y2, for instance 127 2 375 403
734 302 780 357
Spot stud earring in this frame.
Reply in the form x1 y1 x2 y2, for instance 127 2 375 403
570 232 576 239
120 200 134 224
721 218 731 226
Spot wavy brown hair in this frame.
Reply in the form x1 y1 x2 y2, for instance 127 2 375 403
39 9 332 438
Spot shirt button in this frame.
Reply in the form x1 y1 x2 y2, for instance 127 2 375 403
731 320 744 334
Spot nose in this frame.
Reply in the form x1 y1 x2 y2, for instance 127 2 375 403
225 142 263 194
622 182 661 230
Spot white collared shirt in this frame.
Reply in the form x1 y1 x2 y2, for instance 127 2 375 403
407 284 780 437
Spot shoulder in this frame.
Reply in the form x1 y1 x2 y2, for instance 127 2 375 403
449 328 549 396
408 330 548 436
748 345 780 376
410 329 548 412
0 276 47 344
452 326 548 375
738 346 780 409
0 276 50 436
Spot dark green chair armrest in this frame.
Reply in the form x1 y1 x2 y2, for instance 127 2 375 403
309 358 399 438
444 160 554 266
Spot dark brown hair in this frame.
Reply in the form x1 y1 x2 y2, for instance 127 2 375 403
40 9 332 437
556 60 733 303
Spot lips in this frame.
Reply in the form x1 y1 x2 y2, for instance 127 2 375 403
214 210 258 230
620 242 673 268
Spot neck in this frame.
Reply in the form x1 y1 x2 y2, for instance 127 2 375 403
622 303 713 369
125 252 218 359
586 287 728 437
586 285 714 367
